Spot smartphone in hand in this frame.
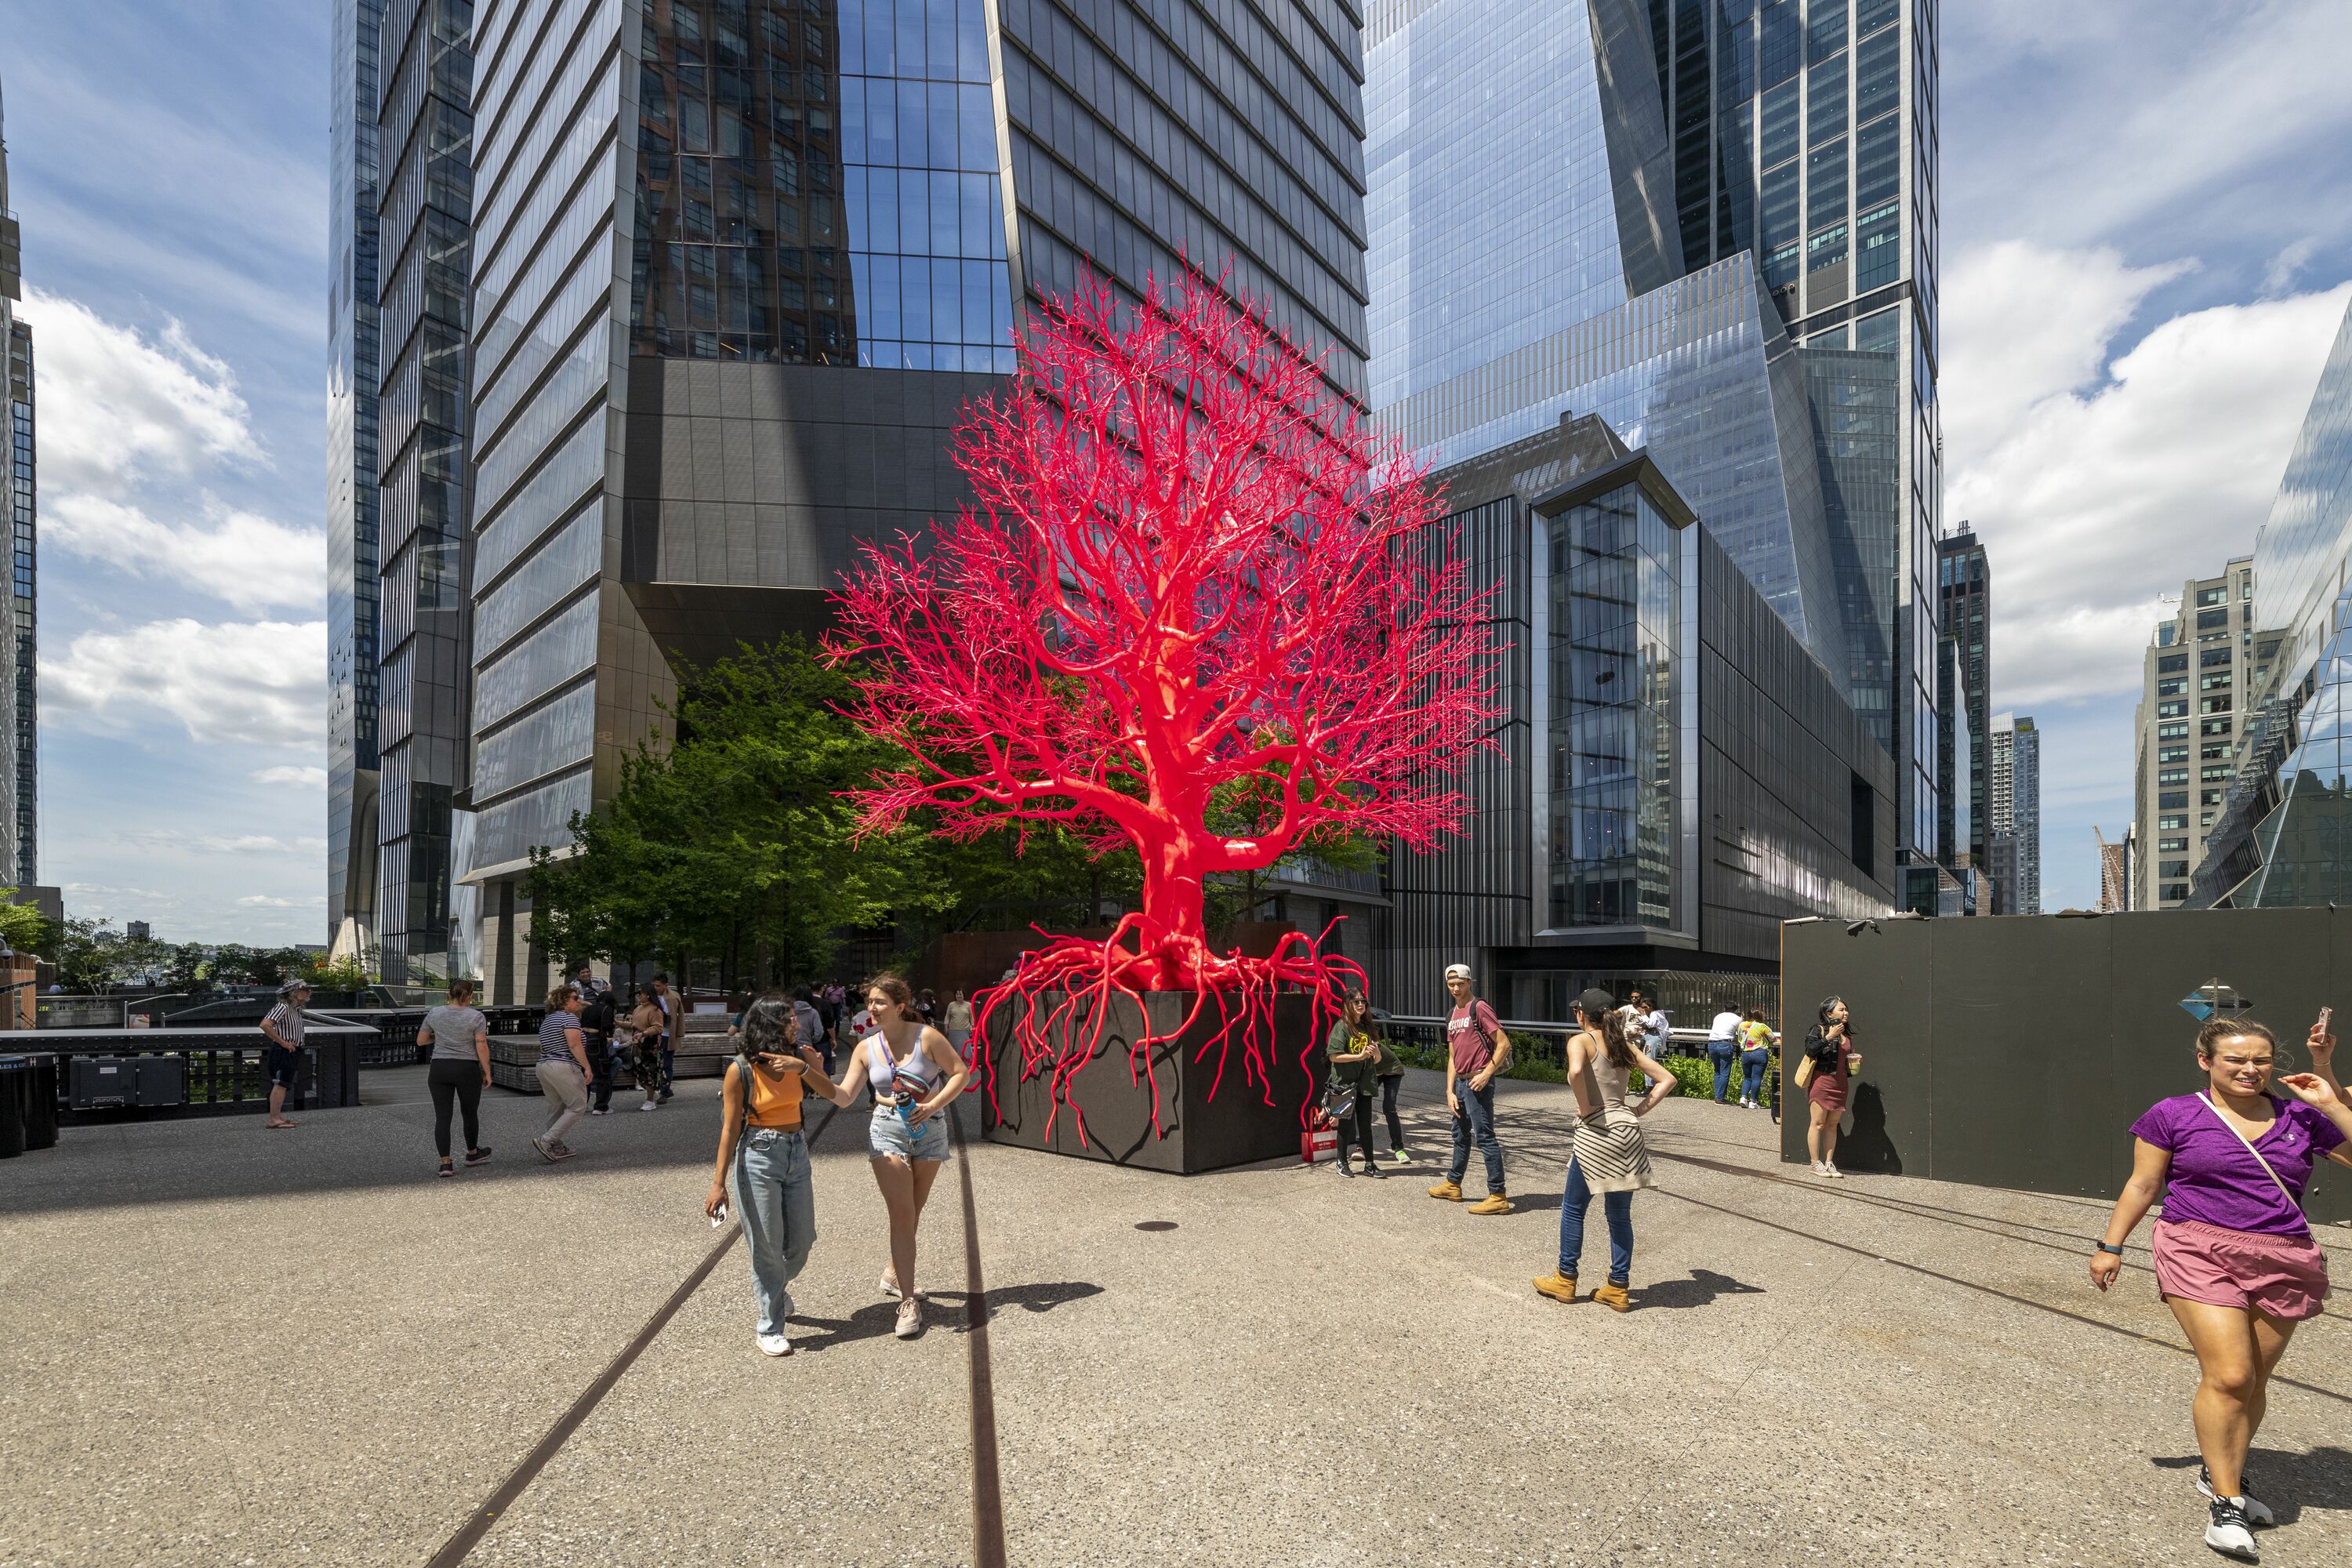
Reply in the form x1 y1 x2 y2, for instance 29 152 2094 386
2320 1006 2334 1036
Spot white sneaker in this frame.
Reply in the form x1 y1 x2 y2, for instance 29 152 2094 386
2205 1497 2259 1561
1823 1162 1844 1178
2199 1465 2274 1527
639 1101 659 1112
1812 1161 1833 1178
756 1330 792 1357
895 1298 924 1339
880 1272 928 1301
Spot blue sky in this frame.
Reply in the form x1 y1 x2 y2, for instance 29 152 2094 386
0 0 2346 940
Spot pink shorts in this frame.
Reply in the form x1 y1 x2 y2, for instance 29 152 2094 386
2152 1218 2332 1321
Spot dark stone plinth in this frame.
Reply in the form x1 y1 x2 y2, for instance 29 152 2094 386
981 990 1324 1174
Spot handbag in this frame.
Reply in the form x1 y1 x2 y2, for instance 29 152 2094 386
1793 1051 1817 1090
2196 1093 2304 1212
1301 1123 1338 1163
1323 1080 1358 1120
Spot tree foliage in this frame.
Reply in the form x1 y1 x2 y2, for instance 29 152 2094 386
529 638 946 986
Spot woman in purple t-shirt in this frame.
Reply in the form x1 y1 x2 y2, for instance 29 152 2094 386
2091 1017 2350 1560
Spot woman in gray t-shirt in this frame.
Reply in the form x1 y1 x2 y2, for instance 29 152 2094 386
419 979 493 1177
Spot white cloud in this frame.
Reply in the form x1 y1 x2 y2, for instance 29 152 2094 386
44 619 325 749
1944 245 2350 710
48 494 324 612
252 765 328 789
1946 2 2352 255
237 893 324 909
22 288 260 494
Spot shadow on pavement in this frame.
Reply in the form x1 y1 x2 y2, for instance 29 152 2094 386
1632 1268 1766 1311
788 1280 1105 1353
2152 1446 2352 1524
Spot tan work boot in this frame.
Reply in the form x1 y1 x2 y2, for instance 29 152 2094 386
1467 1193 1512 1215
1532 1270 1577 1304
1427 1178 1463 1201
1590 1282 1632 1312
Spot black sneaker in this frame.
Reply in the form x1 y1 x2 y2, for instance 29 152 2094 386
2205 1497 2258 1562
1361 1160 1385 1179
1333 1157 1355 1177
465 1146 493 1165
2198 1465 2274 1528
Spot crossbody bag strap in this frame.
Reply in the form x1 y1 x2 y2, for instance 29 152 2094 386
2196 1092 2302 1211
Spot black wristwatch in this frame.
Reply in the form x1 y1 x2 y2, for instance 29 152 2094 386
2093 1241 2124 1256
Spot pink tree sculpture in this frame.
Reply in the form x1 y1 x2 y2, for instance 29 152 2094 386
826 271 1496 1146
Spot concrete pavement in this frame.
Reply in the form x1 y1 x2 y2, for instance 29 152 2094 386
2 1065 2347 1566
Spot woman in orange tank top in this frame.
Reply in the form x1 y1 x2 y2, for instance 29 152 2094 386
705 996 844 1356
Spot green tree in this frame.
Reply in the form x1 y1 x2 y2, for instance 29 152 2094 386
531 637 935 988
50 916 123 992
0 889 53 958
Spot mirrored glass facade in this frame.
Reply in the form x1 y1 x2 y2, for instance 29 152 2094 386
1655 0 1941 855
1548 481 1681 929
1369 0 1944 864
376 0 481 979
329 0 387 950
2199 299 2352 909
0 89 25 890
5 315 31 887
1379 416 1893 1018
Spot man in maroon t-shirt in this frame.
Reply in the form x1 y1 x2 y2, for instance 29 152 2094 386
1429 963 1512 1213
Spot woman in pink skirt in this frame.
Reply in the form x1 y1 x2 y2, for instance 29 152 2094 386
2092 1016 2349 1561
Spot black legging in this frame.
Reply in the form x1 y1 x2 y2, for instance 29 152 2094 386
1335 1088 1374 1165
427 1058 484 1158
1380 1074 1406 1151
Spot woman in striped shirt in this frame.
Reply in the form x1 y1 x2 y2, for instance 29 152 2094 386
533 985 593 1163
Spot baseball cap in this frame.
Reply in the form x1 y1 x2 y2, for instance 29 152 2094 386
1443 964 1473 982
1575 986 1617 1018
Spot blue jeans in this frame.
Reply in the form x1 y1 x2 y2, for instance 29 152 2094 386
1709 1042 1737 1102
1447 1079 1504 1195
732 1127 815 1334
1740 1048 1769 1102
1558 1156 1632 1286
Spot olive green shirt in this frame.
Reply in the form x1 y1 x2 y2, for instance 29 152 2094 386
1326 1020 1382 1096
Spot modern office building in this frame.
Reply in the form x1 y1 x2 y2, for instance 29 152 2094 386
329 2 387 960
370 0 480 982
1381 412 1895 1019
449 0 1370 1000
0 79 30 887
2188 296 2352 909
2129 557 2267 909
1366 0 1942 865
1935 525 1987 866
1987 710 2038 914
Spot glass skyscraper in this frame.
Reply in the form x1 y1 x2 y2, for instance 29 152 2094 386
372 0 481 982
1934 524 1986 867
447 0 1367 1000
1367 0 1942 858
2190 296 2352 909
0 79 30 888
329 2 387 956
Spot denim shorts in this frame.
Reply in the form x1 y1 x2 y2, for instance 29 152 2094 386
267 1045 301 1088
868 1105 950 1162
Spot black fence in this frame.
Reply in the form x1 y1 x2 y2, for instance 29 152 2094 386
0 1027 372 1123
1782 908 2352 1224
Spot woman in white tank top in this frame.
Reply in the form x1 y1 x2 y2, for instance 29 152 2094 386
1534 987 1674 1312
807 972 968 1340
